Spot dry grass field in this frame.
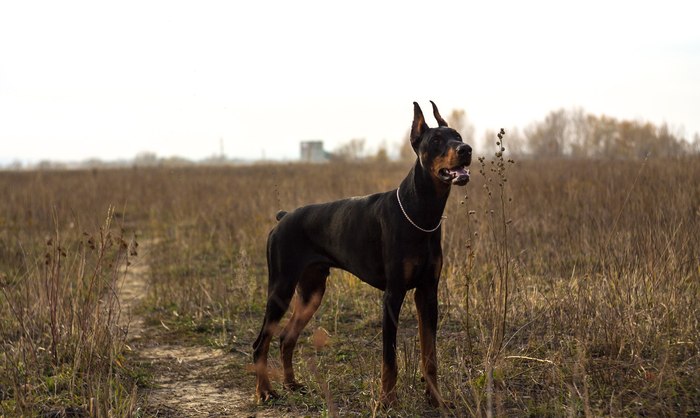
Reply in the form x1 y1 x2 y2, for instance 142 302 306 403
1 153 699 416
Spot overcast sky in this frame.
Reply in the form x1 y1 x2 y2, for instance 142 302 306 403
1 0 698 164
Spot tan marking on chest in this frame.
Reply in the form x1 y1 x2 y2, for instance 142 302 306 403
403 257 422 283
434 255 443 280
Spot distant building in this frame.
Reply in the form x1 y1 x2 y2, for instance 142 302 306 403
300 140 329 163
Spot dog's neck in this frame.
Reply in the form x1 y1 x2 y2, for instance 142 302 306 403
397 159 451 232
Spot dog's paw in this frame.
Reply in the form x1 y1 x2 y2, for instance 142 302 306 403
283 380 308 393
426 389 453 409
380 391 398 408
256 388 280 403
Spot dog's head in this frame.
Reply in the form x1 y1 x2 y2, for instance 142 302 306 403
410 101 472 186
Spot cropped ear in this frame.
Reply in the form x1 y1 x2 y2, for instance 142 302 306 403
430 100 448 127
410 102 429 148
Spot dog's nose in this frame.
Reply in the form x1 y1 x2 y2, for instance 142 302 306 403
457 144 472 157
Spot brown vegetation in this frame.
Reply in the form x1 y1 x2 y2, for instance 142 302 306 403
1 151 699 416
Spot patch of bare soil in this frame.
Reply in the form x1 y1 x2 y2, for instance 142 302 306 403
117 243 289 417
135 344 250 417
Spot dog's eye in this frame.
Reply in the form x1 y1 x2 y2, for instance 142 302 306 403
431 137 440 145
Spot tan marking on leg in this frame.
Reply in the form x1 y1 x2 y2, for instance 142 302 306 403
381 358 398 406
280 291 324 388
418 326 441 406
265 321 281 336
416 294 444 407
254 320 280 402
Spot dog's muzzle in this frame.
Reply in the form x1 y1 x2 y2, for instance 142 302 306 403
439 166 470 185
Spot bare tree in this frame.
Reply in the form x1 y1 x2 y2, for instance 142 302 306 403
447 109 476 145
333 138 366 162
134 151 159 166
566 107 590 157
504 126 527 156
374 145 389 163
397 131 414 162
525 109 568 157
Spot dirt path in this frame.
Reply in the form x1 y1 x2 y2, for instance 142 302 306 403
117 242 283 417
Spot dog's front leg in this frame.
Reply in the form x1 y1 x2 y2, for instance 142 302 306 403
415 283 446 407
380 288 406 407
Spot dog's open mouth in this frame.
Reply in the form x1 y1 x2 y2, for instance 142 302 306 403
439 165 470 186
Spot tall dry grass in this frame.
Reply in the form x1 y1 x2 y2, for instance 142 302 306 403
1 156 698 416
446 153 699 416
0 170 144 416
140 158 698 415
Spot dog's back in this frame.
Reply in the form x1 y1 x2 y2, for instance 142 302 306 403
269 192 389 288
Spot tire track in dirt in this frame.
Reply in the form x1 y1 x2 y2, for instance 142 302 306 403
117 241 285 417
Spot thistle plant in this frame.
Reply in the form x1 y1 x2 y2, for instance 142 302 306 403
463 128 516 417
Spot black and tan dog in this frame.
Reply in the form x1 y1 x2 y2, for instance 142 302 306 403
252 101 472 407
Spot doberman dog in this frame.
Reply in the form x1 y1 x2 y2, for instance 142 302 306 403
252 101 472 407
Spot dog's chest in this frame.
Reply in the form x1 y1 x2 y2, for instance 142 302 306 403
400 253 441 288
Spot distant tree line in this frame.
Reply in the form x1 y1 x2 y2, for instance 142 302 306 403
10 152 234 171
492 108 699 159
332 138 367 162
9 107 697 171
395 107 698 160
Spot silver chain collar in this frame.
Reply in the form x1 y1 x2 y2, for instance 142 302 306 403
396 187 446 233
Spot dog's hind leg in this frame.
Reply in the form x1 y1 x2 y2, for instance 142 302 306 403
280 264 328 390
252 244 300 402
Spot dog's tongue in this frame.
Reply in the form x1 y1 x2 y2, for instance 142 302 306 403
449 167 470 184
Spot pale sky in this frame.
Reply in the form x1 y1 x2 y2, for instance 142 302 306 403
1 1 698 164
